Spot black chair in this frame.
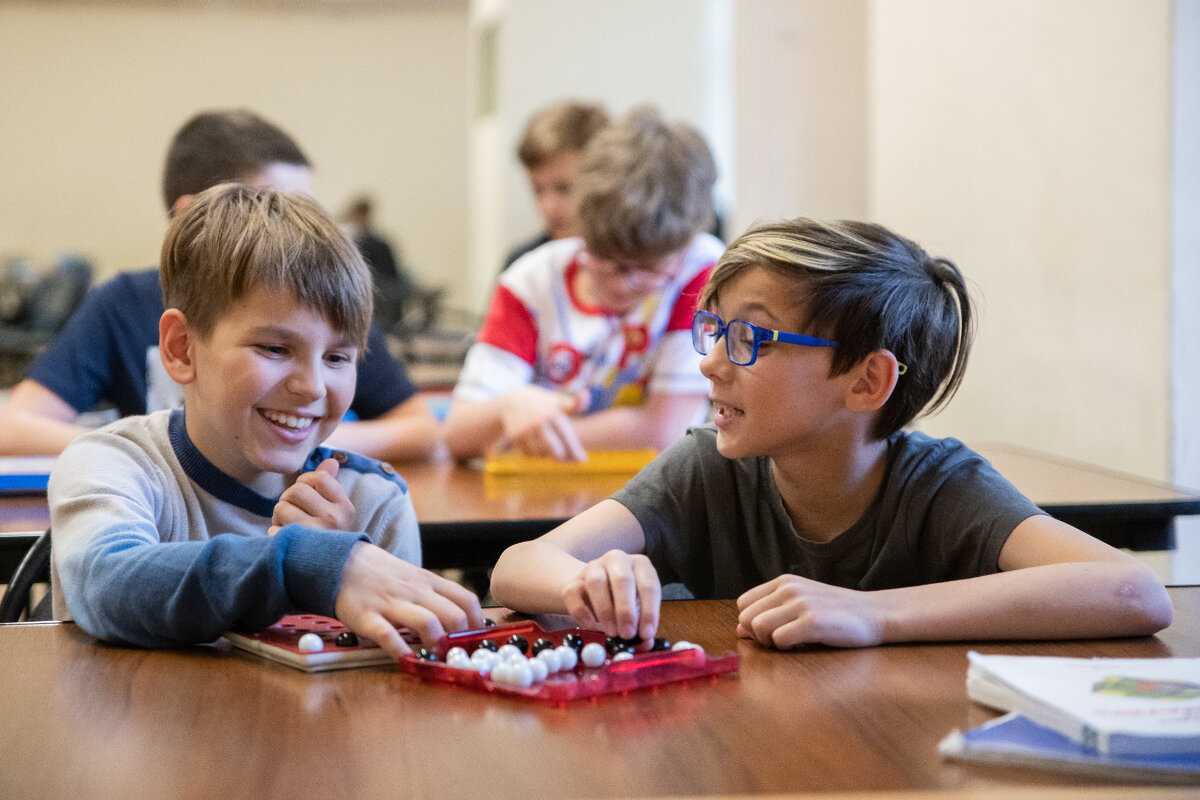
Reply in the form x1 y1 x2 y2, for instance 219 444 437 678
0 528 52 623
0 255 92 386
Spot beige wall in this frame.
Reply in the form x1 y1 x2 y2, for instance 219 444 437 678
734 0 1175 483
0 0 1183 494
868 0 1172 482
0 0 470 303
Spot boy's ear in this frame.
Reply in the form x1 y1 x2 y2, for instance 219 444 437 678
159 309 198 385
168 194 194 217
845 349 902 413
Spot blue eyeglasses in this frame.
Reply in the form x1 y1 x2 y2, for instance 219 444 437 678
691 310 838 366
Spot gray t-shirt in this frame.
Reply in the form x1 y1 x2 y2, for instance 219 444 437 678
612 424 1045 598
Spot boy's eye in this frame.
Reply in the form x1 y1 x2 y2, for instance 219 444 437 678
325 352 354 366
257 344 287 357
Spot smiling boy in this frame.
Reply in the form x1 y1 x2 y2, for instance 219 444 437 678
50 184 482 658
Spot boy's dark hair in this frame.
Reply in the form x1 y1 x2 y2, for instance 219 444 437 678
160 183 372 351
516 100 610 169
574 105 716 260
161 109 310 212
701 218 974 439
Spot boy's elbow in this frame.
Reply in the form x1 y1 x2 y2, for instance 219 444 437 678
444 425 485 462
488 547 519 608
488 543 539 610
1118 566 1174 635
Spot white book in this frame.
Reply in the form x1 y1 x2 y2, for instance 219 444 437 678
966 651 1200 756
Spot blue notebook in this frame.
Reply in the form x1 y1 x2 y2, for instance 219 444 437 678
940 713 1200 783
0 457 56 494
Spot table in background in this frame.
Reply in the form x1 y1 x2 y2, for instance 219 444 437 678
407 444 1200 570
0 587 1196 800
4 443 1199 577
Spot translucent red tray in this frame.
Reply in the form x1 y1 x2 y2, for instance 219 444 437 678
398 620 738 704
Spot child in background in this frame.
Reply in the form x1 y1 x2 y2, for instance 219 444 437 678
490 217 1172 647
502 100 610 271
50 184 483 659
446 106 724 462
0 109 438 462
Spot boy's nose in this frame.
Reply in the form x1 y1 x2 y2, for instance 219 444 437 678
699 339 730 381
286 361 326 401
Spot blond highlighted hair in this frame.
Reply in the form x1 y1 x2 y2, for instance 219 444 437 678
702 218 974 438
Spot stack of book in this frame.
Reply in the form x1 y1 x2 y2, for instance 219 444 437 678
0 456 55 494
939 652 1200 781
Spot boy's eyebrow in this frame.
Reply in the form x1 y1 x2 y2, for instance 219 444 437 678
246 323 358 348
727 300 789 326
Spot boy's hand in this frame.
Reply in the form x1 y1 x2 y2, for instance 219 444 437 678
499 386 587 462
561 549 661 643
270 457 355 534
335 542 485 661
736 575 885 649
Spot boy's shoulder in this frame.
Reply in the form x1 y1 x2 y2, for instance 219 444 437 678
303 447 409 494
65 409 172 455
50 411 176 495
885 429 1001 491
502 237 583 283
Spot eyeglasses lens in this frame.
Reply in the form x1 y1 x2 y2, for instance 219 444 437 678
727 320 756 365
693 313 720 355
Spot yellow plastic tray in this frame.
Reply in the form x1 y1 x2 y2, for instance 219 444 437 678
483 449 657 476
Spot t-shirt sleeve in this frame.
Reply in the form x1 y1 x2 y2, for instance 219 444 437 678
26 279 134 414
351 324 419 419
452 284 538 402
902 438 1047 581
610 429 715 590
646 265 712 396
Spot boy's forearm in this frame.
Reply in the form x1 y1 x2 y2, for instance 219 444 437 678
879 560 1172 643
0 411 84 456
62 526 367 647
323 398 441 462
490 540 585 614
443 399 505 460
570 393 705 452
0 385 86 456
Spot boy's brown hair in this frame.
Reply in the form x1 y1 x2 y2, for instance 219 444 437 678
161 109 309 212
701 217 974 439
574 106 717 260
516 101 609 169
160 183 372 351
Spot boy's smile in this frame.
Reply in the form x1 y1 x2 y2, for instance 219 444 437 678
173 287 358 494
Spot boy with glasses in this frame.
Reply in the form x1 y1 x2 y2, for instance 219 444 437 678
444 106 723 462
489 217 1171 649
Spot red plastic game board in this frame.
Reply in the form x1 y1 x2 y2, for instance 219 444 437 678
225 614 414 672
398 620 739 704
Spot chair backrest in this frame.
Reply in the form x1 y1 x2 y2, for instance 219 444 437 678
0 528 51 623
25 256 92 334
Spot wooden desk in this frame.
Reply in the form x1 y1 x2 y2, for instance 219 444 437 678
976 444 1200 551
0 588 1196 799
4 443 1199 577
408 444 1200 568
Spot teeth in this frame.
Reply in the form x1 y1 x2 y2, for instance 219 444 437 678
262 411 315 430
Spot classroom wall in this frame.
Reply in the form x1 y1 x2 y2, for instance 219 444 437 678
464 0 735 311
0 2 1189 529
867 0 1173 486
0 0 471 304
